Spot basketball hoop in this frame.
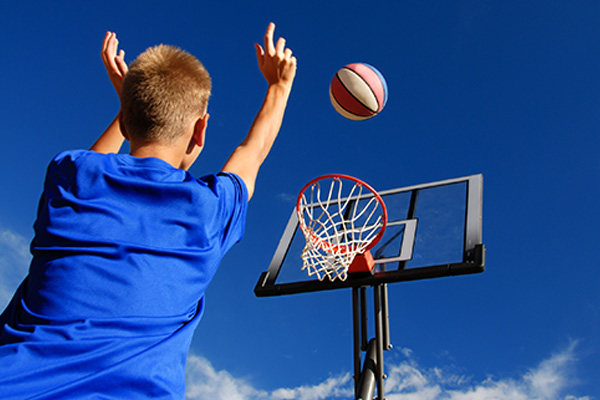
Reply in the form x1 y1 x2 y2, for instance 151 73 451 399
296 174 388 281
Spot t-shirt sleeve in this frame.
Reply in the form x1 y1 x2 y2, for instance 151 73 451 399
210 172 249 254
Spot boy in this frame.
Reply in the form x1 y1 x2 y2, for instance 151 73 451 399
0 23 296 399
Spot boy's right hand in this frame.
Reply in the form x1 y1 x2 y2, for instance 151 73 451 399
101 32 128 99
254 23 297 91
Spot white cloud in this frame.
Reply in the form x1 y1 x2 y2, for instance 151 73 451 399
0 226 31 309
185 343 592 400
276 192 296 203
185 355 269 400
524 341 579 400
185 355 351 400
269 374 352 400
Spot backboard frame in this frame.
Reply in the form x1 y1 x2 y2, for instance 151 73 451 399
254 174 485 297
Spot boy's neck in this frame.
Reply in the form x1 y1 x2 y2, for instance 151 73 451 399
130 143 185 170
126 116 204 171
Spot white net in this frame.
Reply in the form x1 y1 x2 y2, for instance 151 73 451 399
297 176 386 281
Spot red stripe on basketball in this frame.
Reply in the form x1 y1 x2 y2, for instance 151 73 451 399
345 63 386 112
331 74 376 117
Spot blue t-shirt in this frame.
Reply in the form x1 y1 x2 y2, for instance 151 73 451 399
0 150 248 399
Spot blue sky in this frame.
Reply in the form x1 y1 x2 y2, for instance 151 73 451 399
1 1 599 399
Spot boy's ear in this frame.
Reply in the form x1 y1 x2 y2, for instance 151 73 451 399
119 112 130 141
193 113 209 147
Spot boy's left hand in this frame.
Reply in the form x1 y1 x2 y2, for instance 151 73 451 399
102 31 128 99
254 23 297 91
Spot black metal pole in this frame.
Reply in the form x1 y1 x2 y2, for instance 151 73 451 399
360 286 368 351
381 284 391 350
352 287 361 398
374 285 385 399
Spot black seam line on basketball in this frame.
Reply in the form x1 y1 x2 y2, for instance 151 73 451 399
352 66 381 111
335 70 376 115
336 69 378 114
340 67 380 114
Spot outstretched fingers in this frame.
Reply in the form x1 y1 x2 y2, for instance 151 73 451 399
101 31 128 98
284 47 293 60
255 43 265 68
101 32 112 67
263 22 276 56
275 37 286 58
115 49 128 77
102 33 117 67
256 23 297 87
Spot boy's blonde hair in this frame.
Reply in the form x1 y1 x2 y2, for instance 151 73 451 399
121 44 211 144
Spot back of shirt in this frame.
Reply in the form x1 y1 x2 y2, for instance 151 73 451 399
0 150 248 399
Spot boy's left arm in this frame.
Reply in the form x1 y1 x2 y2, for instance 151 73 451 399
90 113 124 154
90 32 128 154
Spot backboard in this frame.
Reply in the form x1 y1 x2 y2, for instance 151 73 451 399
254 174 484 297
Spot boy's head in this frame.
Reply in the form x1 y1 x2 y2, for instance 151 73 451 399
121 45 211 145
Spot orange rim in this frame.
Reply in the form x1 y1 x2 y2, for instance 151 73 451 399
296 174 388 254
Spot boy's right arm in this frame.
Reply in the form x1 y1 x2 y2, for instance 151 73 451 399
90 32 129 154
221 23 297 200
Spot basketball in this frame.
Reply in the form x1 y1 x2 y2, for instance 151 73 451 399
329 63 388 121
